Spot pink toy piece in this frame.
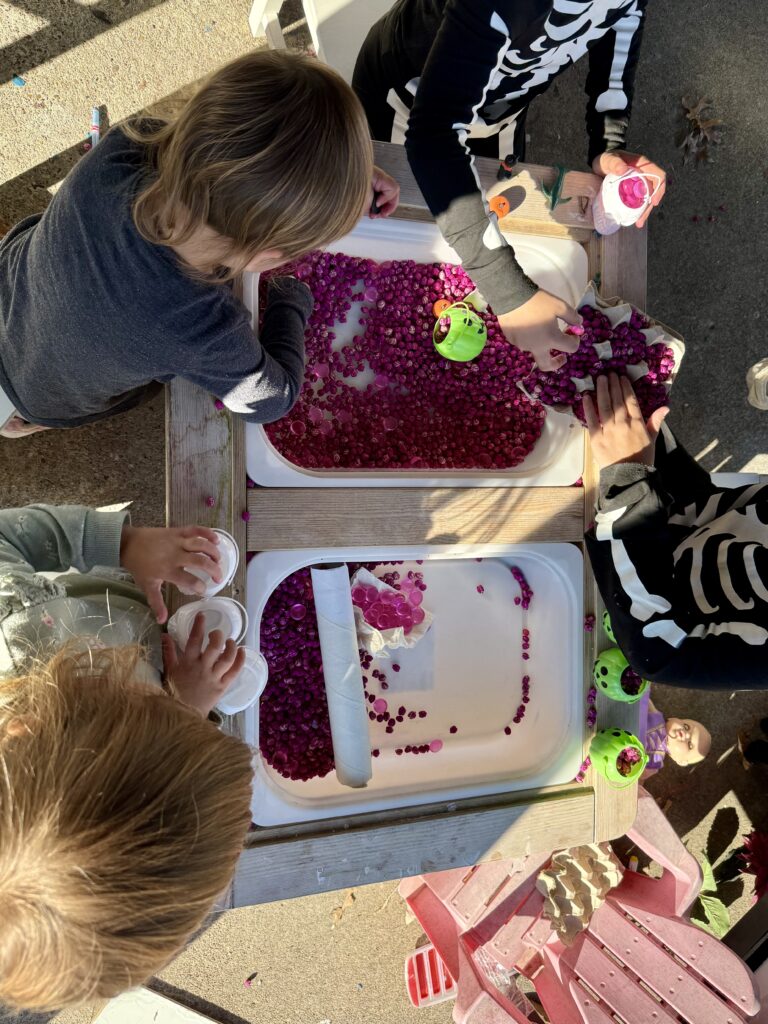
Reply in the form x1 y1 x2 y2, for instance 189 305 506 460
404 943 456 1008
372 698 388 714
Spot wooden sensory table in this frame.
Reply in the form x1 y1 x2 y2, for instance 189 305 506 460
166 142 646 908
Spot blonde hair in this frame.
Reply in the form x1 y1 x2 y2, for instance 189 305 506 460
126 49 373 281
0 644 253 1012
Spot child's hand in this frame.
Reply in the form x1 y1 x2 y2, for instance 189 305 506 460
162 613 246 717
592 151 667 229
368 166 400 218
497 289 582 370
582 374 669 469
120 525 222 624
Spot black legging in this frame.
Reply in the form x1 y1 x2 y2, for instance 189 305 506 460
352 16 526 162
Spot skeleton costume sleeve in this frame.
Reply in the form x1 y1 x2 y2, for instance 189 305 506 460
585 425 768 690
403 0 648 315
584 2 647 164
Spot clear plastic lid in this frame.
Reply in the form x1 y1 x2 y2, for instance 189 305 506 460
216 648 269 715
182 529 240 598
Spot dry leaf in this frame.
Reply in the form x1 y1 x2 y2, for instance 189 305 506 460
330 890 355 926
678 96 724 165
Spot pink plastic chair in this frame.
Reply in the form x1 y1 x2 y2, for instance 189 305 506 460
399 788 765 1024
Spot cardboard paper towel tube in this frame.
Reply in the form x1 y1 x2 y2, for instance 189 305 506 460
311 564 372 789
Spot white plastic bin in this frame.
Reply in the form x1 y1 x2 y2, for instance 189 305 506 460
245 542 584 826
245 218 588 488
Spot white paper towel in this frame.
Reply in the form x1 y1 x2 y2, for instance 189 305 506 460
311 565 372 789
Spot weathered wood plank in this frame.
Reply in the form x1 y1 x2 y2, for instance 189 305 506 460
598 223 648 309
581 419 639 842
165 379 247 608
246 485 583 550
232 788 595 906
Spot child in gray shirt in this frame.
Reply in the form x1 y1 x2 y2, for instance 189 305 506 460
0 50 377 432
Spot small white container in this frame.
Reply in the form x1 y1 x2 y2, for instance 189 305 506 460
592 169 662 235
216 648 270 715
182 528 240 598
167 596 249 648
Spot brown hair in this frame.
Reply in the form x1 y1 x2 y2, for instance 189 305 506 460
126 50 373 281
0 644 253 1011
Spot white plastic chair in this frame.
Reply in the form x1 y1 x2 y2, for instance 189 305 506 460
248 0 392 83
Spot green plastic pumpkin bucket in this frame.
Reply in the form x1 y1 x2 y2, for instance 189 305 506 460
602 610 615 643
433 302 487 362
593 647 649 704
590 728 648 788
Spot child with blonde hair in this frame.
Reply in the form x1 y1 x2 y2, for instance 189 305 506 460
0 50 396 436
0 504 254 1010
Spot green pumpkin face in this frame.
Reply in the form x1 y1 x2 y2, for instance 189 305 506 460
592 647 649 704
433 303 488 362
602 611 615 642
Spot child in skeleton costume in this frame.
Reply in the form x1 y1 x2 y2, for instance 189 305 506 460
353 1 665 372
584 374 768 690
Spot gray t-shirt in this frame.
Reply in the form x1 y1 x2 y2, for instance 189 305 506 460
0 126 312 428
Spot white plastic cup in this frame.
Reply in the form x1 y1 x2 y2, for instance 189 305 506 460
215 648 269 715
592 170 661 235
181 528 240 598
167 596 249 648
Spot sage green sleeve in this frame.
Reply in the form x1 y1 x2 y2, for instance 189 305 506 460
0 504 129 579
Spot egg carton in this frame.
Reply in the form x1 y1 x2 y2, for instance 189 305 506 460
537 842 624 946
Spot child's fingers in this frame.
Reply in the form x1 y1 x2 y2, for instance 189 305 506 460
182 535 221 565
180 525 220 546
608 373 626 417
582 393 600 434
180 551 222 582
595 375 613 422
202 629 227 668
635 181 665 228
213 639 241 681
219 646 247 690
186 612 207 658
646 405 670 445
620 375 643 420
145 581 168 624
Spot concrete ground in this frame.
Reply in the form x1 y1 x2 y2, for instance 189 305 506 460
0 1 766 1022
